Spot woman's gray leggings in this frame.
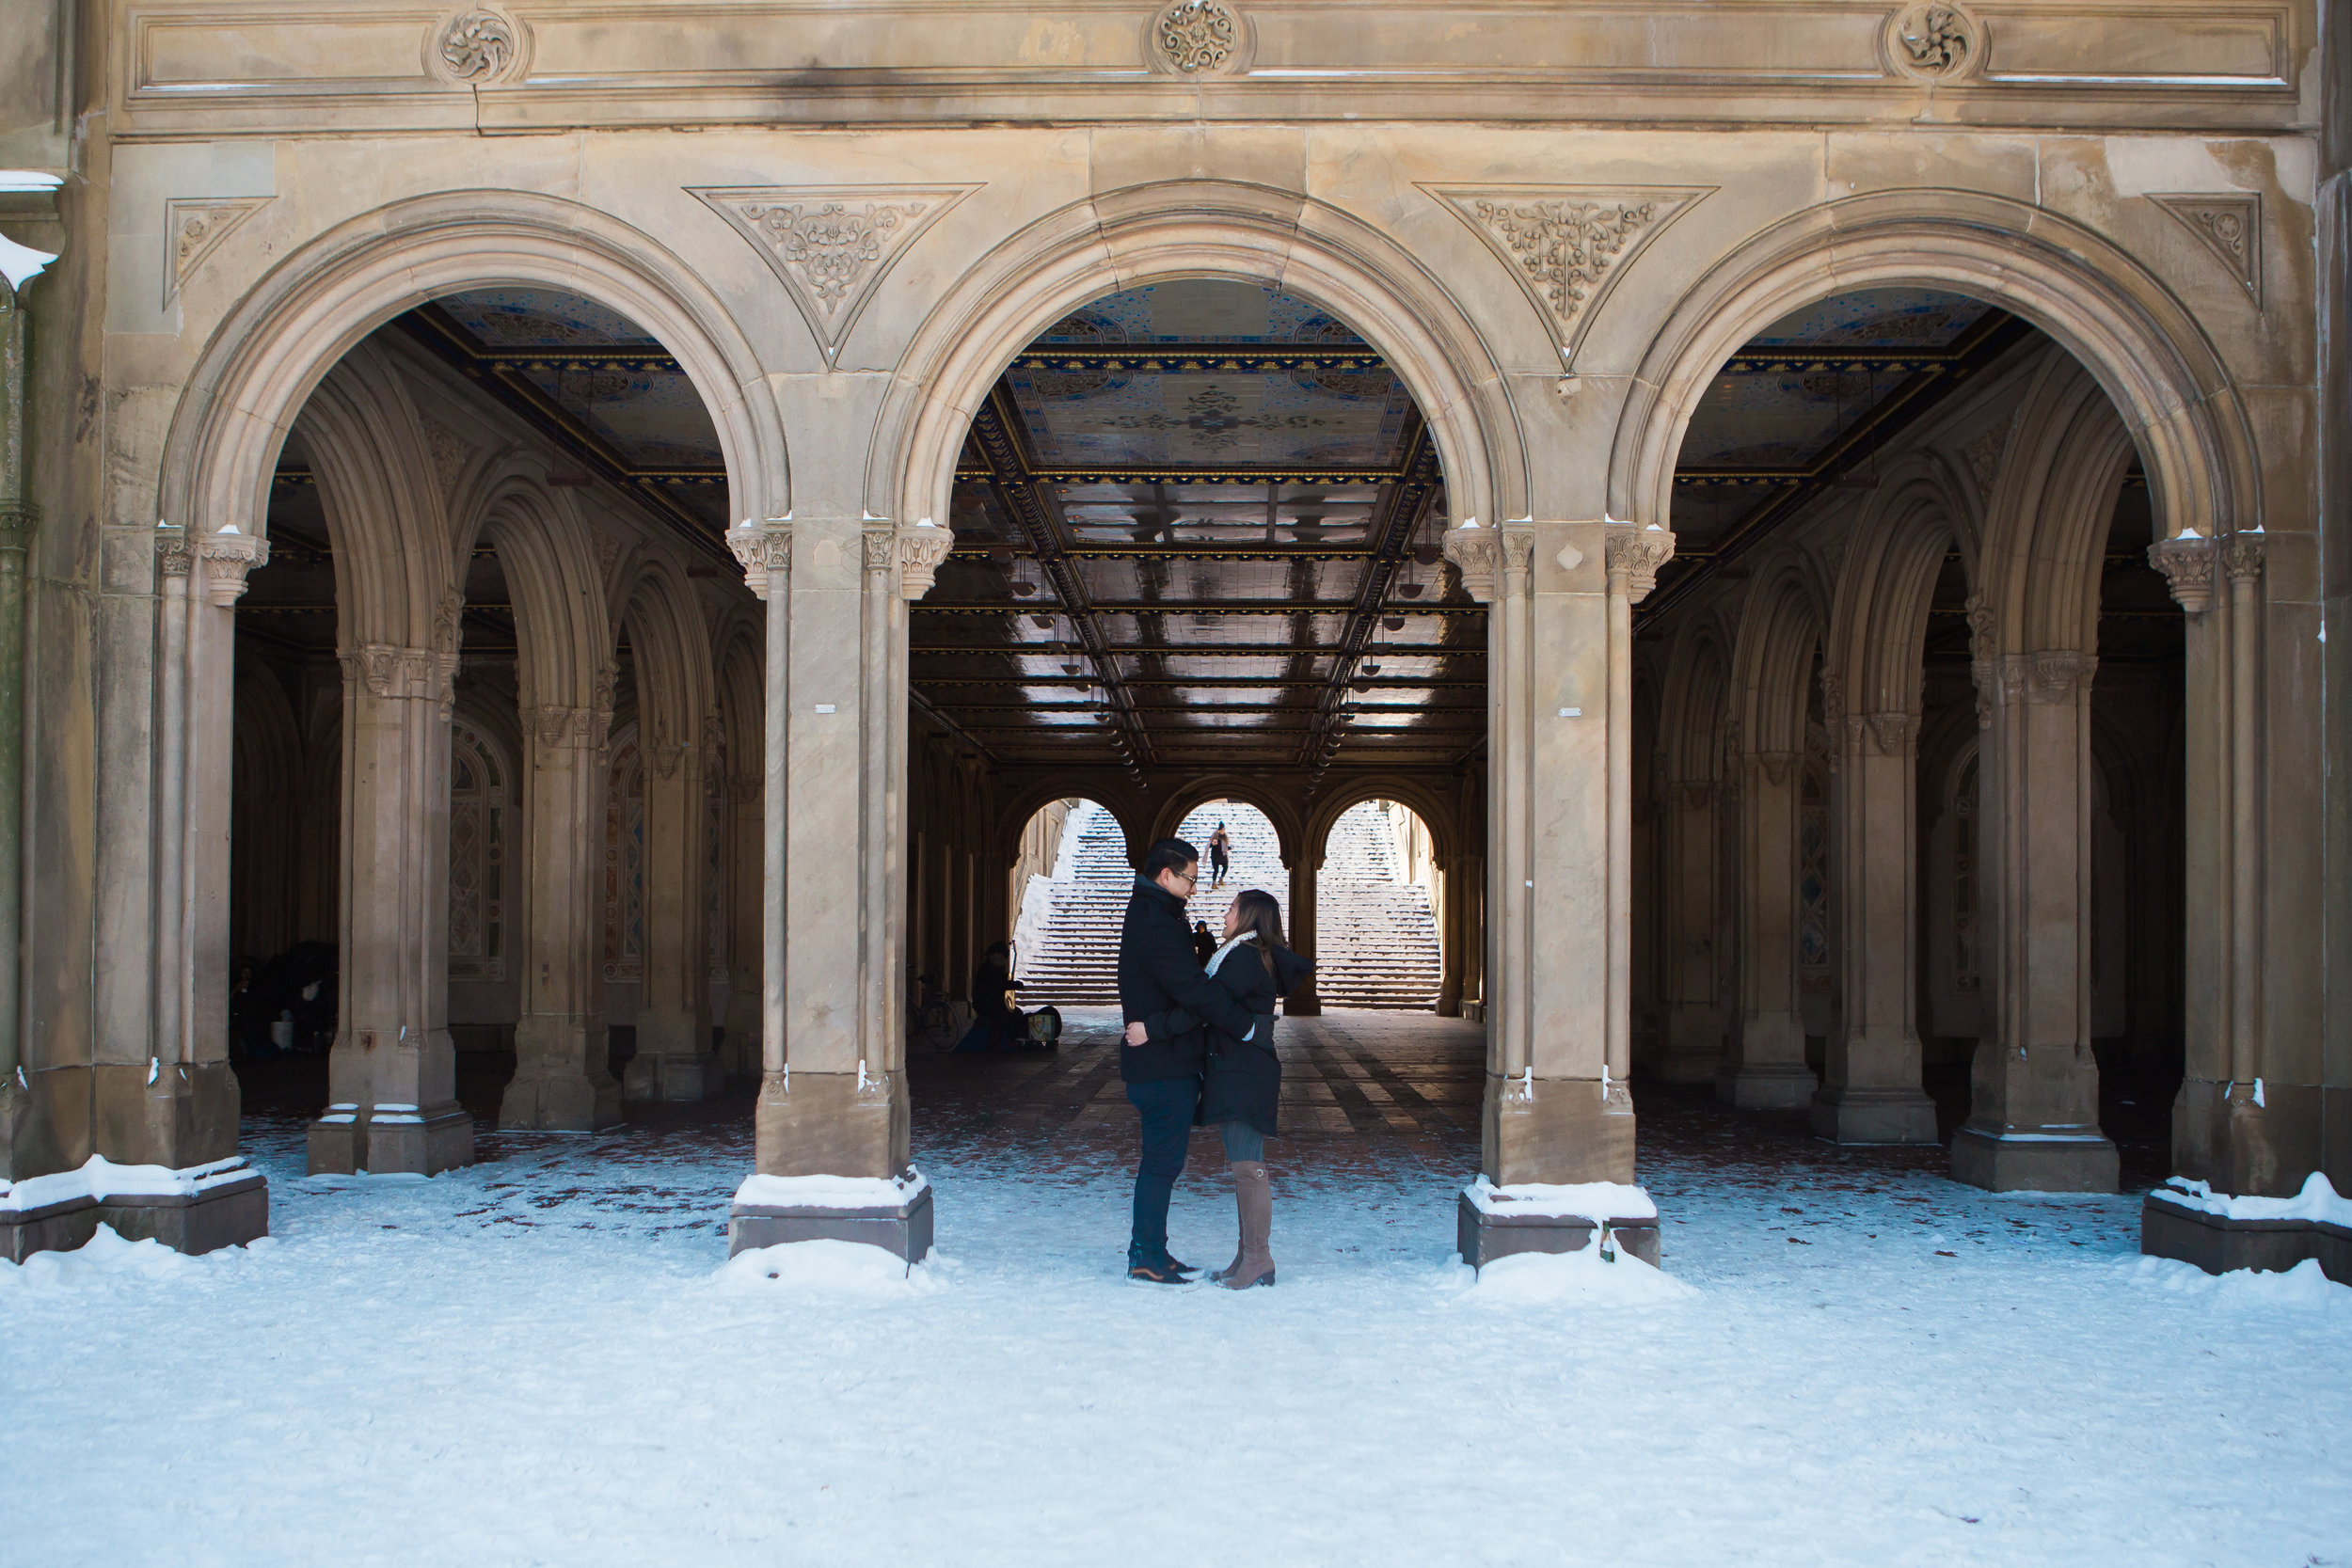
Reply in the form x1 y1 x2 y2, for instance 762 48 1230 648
1220 1119 1265 1163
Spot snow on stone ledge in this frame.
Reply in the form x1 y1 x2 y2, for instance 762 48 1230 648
1463 1176 1658 1223
716 1238 949 1295
732 1168 930 1212
1455 1234 1697 1307
0 1155 252 1214
2150 1172 2352 1227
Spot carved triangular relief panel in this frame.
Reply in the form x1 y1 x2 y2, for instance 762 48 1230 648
2151 193 2261 306
690 185 978 365
163 196 275 308
1422 185 1710 367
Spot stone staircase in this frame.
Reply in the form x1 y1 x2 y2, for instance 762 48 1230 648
1012 799 1442 1011
1313 800 1442 1010
1012 803 1136 1006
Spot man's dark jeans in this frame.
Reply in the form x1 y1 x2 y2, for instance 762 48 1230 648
1125 1076 1199 1268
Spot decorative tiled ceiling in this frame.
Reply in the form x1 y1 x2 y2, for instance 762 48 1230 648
405 288 731 537
918 280 1470 778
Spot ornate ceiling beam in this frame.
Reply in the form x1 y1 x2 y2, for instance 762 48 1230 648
912 601 1482 616
397 305 732 564
1010 346 1385 372
1299 422 1443 769
1641 309 2037 625
969 389 1156 769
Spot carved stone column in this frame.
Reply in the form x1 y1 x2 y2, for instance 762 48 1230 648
1721 749 1815 1107
500 700 622 1131
720 762 764 1081
624 705 714 1102
1814 694 1939 1145
308 620 473 1176
1439 517 1668 1266
1659 776 1724 1084
1282 850 1322 1016
2148 532 2286 1194
1951 651 2119 1191
730 518 946 1261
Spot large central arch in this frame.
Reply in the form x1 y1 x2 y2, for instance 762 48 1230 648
872 180 1522 539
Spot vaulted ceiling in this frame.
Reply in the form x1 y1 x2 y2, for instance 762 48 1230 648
246 279 2106 776
917 280 1465 782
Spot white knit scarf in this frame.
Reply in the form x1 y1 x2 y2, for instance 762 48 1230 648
1204 930 1260 975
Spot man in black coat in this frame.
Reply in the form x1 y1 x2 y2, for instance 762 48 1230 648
1117 837 1258 1284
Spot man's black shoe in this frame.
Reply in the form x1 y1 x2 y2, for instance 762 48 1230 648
1166 1256 1200 1277
1127 1260 1192 1285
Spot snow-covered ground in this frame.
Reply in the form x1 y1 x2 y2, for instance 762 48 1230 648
7 1040 2349 1567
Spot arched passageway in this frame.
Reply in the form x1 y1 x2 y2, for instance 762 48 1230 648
1629 284 2187 1192
222 283 761 1169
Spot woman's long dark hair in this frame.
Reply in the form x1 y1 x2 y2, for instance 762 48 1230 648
1232 888 1286 979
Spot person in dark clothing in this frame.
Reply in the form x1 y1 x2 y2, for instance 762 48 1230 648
964 942 1025 1051
1117 837 1260 1284
1207 823 1232 889
1192 919 1217 967
1129 887 1311 1289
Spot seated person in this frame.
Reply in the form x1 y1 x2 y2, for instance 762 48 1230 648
961 942 1027 1051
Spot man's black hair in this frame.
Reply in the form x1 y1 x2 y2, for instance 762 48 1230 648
1142 838 1199 880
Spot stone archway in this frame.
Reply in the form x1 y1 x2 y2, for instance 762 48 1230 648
148 191 783 1180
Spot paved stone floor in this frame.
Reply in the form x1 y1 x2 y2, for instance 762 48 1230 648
239 1005 2172 1196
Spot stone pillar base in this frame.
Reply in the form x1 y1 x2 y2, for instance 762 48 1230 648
2140 1191 2352 1284
1456 1191 1661 1269
622 1051 718 1103
499 1070 622 1132
755 1069 910 1179
1809 1085 1939 1145
1 1160 267 1260
1283 989 1322 1018
1716 1065 1819 1110
728 1181 933 1264
1483 1073 1636 1186
1949 1126 2117 1193
307 1102 474 1176
1655 1047 1724 1085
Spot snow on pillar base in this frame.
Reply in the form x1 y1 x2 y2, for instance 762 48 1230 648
727 1172 933 1265
306 1102 473 1177
1807 1085 1939 1146
1456 1180 1661 1271
0 1156 267 1260
2139 1177 2352 1284
621 1051 719 1104
1949 1126 2118 1194
1480 1073 1635 1187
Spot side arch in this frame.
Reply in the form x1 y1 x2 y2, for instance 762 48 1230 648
158 189 787 544
1148 776 1306 870
1609 190 2259 550
1303 776 1461 866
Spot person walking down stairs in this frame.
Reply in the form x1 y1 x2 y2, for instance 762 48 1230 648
1208 823 1232 889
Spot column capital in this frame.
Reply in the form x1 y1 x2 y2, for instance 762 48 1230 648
896 521 954 601
1499 524 1536 594
341 644 458 708
524 704 603 750
157 523 270 605
2146 533 2216 613
1747 751 1798 787
2220 532 2265 584
1849 710 1916 756
1604 524 1676 603
0 499 40 553
1441 521 1500 603
725 518 793 601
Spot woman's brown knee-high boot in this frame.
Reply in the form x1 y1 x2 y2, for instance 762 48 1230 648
1222 1161 1275 1289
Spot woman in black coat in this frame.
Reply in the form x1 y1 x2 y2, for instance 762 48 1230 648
1137 887 1311 1289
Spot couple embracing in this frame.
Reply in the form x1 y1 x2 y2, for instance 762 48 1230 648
1116 836 1313 1289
